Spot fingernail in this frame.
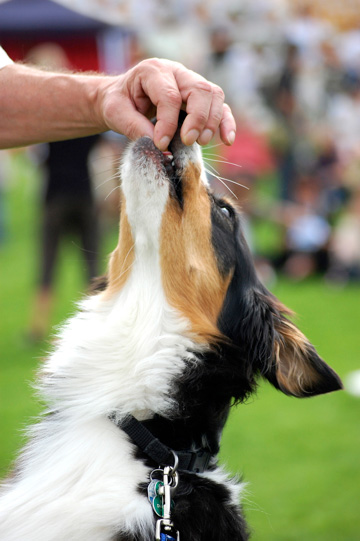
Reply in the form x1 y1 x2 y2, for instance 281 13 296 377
227 130 236 145
183 129 200 146
158 135 171 151
198 129 213 145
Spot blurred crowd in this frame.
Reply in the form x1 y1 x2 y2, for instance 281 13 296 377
98 0 360 285
190 3 360 284
2 0 360 290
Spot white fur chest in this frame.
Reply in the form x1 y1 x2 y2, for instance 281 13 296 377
0 256 201 540
43 254 199 421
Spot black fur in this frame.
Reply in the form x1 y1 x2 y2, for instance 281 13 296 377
121 194 342 541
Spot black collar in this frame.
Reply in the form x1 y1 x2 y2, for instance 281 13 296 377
109 412 212 474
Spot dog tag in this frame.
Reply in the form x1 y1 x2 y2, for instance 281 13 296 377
148 480 164 517
152 495 164 517
148 480 163 501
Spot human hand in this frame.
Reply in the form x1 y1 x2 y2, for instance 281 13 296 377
98 58 236 150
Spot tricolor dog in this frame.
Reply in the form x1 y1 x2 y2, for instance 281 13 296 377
0 114 342 540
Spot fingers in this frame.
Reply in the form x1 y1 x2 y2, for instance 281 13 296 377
101 80 155 141
219 103 236 145
137 59 236 149
180 79 214 146
137 61 184 150
152 86 183 151
173 64 236 147
104 59 236 148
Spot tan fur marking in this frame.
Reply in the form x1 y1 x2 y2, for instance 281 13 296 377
160 163 232 342
105 195 135 297
274 318 320 396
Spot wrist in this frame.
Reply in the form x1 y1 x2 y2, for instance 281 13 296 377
90 74 126 135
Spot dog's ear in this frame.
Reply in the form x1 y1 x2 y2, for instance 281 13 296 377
218 235 342 398
259 290 343 397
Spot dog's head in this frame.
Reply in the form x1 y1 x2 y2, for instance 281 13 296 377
106 116 342 402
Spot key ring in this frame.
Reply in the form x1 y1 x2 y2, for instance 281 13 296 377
170 450 179 474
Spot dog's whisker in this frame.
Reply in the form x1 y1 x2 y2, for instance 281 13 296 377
204 167 238 200
104 184 121 201
119 243 135 275
202 142 225 150
116 258 136 283
207 171 249 190
203 157 243 169
202 152 225 158
203 161 241 181
95 174 120 191
204 163 249 191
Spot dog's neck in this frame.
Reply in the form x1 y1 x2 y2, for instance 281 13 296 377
40 255 207 424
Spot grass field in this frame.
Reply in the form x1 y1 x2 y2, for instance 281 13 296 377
1 152 360 540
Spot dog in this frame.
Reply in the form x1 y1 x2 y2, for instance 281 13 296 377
0 114 342 541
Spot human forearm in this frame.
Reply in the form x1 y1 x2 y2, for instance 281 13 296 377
0 58 236 150
0 63 113 148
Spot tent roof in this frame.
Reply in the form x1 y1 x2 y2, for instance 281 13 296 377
0 0 109 35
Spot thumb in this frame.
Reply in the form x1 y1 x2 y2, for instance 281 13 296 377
103 99 155 141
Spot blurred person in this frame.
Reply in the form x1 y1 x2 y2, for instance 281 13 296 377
284 5 335 122
24 44 101 341
285 4 334 62
320 40 344 99
313 131 348 220
338 24 360 78
201 26 237 108
0 46 236 150
275 178 331 280
28 135 100 342
327 72 360 159
271 42 300 201
328 189 360 283
202 26 273 129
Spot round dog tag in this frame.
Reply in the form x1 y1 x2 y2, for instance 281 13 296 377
152 495 164 517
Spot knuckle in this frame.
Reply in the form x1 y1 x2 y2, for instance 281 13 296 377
195 110 209 126
222 102 232 114
212 84 225 102
209 109 223 127
193 80 213 94
135 58 163 76
146 57 163 70
164 88 182 108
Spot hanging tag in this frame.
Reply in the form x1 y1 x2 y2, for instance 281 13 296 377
152 456 180 541
148 479 163 503
148 479 164 518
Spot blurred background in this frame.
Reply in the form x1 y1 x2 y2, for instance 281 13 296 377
0 0 360 539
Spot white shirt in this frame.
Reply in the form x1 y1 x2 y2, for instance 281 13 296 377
0 46 13 69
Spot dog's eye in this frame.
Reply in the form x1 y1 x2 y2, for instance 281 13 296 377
220 205 232 219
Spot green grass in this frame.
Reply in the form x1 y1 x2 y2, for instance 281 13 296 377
1 153 360 540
